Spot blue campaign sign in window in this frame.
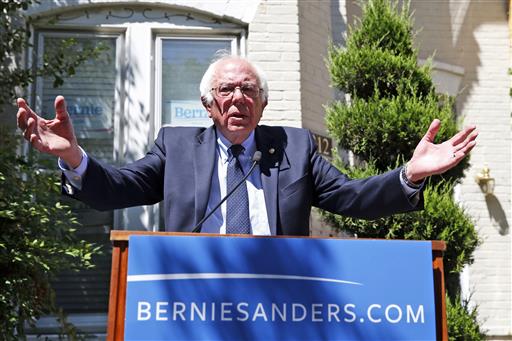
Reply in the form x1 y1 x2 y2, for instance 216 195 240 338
160 38 234 127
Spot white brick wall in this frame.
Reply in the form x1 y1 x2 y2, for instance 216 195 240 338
412 0 511 337
248 0 337 132
248 0 302 127
296 0 343 237
298 0 333 136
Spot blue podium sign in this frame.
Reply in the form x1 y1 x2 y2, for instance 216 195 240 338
124 236 436 340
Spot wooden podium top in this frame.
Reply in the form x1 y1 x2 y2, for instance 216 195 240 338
109 230 447 251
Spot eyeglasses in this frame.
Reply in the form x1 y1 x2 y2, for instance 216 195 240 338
211 84 263 99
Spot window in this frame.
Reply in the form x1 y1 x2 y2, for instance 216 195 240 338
33 32 122 330
28 6 245 337
155 36 238 227
156 37 238 129
37 33 121 163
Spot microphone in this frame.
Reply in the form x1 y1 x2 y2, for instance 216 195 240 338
192 151 262 233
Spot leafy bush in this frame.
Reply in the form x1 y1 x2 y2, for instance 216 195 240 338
447 295 486 341
0 0 105 338
0 129 100 338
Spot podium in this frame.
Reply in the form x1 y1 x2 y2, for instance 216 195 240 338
106 231 447 340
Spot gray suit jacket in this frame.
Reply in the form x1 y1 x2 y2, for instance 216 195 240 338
64 125 421 235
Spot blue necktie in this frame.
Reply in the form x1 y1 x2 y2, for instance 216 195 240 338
226 144 251 234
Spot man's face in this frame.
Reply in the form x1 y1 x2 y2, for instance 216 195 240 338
204 59 267 144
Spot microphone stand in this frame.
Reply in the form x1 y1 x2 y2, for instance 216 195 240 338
191 151 262 233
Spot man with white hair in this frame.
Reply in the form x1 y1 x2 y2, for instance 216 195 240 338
16 55 477 235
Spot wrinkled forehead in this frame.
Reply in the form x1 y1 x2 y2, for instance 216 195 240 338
212 59 260 86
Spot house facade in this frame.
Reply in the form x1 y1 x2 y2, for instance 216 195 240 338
14 0 511 339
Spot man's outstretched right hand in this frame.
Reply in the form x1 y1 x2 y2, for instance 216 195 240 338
16 95 82 168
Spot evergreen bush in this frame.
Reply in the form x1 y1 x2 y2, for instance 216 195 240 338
323 0 483 337
326 92 461 175
321 160 478 293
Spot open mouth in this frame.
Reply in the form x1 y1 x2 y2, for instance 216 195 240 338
228 112 247 121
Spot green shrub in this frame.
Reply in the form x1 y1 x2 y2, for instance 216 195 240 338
0 129 100 338
327 0 434 100
326 92 467 179
321 162 479 279
327 45 434 99
349 0 415 56
323 0 483 337
0 2 106 338
447 295 486 341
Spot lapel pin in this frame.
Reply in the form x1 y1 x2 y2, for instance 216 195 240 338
269 147 275 155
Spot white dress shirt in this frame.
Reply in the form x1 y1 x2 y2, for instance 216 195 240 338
200 131 271 235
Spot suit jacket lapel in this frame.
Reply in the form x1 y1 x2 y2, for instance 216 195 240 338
193 126 217 227
256 126 290 235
